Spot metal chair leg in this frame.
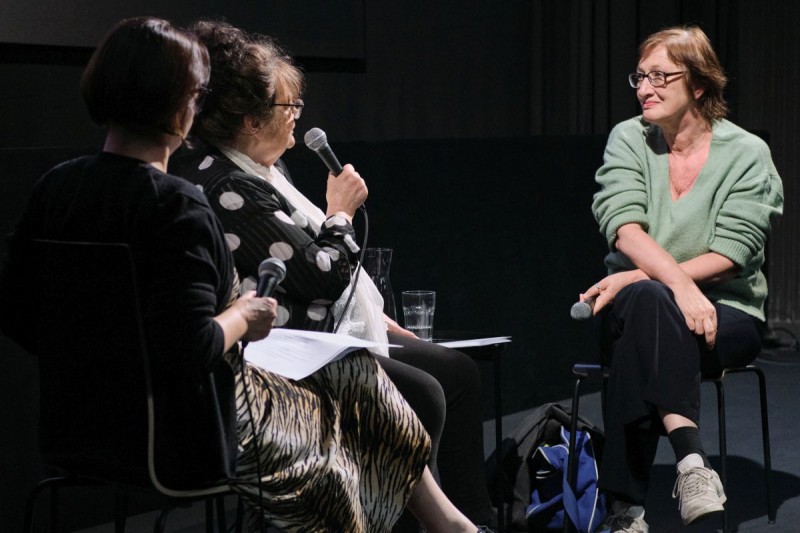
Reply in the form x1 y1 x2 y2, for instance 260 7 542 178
723 366 775 524
754 367 776 523
706 364 775 531
216 496 228 532
564 374 584 533
712 379 729 533
114 486 129 533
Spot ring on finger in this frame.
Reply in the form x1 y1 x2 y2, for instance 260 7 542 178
595 283 602 292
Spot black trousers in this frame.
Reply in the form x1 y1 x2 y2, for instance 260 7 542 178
378 333 494 527
596 280 763 504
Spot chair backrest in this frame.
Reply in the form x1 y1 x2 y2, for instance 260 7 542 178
22 239 153 485
10 238 234 496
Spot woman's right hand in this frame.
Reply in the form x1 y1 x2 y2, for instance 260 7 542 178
236 291 277 343
581 269 648 315
326 163 368 220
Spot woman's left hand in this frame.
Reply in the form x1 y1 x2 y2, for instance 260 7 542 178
668 279 718 349
384 314 417 338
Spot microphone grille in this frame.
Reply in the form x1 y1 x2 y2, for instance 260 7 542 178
570 301 593 320
304 128 327 152
258 257 287 282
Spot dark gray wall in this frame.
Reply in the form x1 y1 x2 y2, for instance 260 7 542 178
2 1 799 529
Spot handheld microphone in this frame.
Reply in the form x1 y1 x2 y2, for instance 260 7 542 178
256 257 287 298
570 295 596 320
304 127 343 176
242 258 287 350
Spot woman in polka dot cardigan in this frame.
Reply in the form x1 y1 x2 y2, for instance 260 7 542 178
170 20 497 530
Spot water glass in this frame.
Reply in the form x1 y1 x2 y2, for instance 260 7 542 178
401 290 436 341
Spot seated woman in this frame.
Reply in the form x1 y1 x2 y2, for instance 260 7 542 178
169 20 496 529
0 17 482 533
579 26 783 532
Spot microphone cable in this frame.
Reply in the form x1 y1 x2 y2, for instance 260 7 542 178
237 343 268 533
333 204 369 334
235 203 367 531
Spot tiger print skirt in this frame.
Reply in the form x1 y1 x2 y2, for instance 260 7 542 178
224 349 431 532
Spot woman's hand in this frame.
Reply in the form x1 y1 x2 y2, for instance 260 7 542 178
581 269 648 315
236 291 277 343
385 314 417 338
326 163 368 220
668 279 718 348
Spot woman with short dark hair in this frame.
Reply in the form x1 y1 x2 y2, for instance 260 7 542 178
1 16 471 533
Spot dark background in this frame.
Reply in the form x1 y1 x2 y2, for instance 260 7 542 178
2 1 798 530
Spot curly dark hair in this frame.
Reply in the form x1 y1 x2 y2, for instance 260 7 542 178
81 17 209 136
189 20 304 145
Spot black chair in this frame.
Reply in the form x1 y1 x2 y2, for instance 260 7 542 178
16 239 239 533
567 362 775 533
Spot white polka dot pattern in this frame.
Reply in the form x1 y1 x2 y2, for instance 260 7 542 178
198 156 214 170
315 251 332 272
291 211 309 228
274 211 295 226
219 191 245 211
195 184 204 193
225 233 241 251
324 215 347 228
269 242 294 261
343 234 360 253
274 306 290 327
307 304 327 321
322 247 340 262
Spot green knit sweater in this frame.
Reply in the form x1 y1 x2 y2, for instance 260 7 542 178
592 116 784 321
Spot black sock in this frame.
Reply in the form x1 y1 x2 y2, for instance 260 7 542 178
668 426 710 467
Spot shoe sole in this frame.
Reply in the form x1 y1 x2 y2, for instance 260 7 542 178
683 500 727 525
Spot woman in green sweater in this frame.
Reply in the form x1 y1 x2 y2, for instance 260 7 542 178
578 26 783 532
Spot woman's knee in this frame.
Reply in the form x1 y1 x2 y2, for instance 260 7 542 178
618 279 671 302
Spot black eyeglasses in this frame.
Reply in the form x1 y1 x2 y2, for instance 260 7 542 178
193 86 211 113
628 70 685 88
271 98 304 119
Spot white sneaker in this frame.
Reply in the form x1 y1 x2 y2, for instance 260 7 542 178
599 500 649 533
672 453 727 525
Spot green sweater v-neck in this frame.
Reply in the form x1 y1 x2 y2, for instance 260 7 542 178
592 116 783 320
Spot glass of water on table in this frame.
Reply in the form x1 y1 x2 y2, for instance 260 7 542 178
401 290 436 341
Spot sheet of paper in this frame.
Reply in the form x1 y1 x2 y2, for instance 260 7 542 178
244 328 397 380
435 336 511 349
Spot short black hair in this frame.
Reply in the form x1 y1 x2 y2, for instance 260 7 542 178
81 17 210 135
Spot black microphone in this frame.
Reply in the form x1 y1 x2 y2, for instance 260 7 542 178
256 257 287 298
570 295 596 320
304 127 343 176
242 258 287 349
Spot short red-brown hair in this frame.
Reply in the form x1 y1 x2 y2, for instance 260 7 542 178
639 26 728 123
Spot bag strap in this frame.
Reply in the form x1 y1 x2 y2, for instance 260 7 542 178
561 430 583 529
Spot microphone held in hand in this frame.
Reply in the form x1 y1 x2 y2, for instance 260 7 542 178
256 257 287 298
243 258 286 349
570 295 596 320
304 127 344 176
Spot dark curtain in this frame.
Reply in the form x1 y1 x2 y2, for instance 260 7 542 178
527 0 739 135
527 0 800 329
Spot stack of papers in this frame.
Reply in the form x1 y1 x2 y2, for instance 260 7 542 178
436 336 511 349
244 329 511 380
243 328 397 380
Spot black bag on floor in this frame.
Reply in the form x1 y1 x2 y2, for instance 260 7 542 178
485 402 605 532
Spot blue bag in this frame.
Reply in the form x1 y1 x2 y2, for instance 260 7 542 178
485 403 605 532
526 426 605 532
